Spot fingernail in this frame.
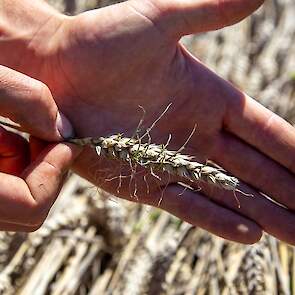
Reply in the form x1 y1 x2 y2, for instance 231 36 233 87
56 112 74 139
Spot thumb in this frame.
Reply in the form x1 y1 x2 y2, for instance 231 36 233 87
0 65 74 141
130 0 264 39
19 142 82 226
0 141 82 227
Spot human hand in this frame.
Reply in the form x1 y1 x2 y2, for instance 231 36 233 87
0 65 74 141
2 0 295 244
0 127 81 231
0 63 82 231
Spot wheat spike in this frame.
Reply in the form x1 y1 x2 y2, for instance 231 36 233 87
143 224 193 295
69 135 239 191
87 191 127 249
0 120 240 193
0 232 22 271
234 236 273 295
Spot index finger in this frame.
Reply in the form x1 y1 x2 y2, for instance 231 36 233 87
0 65 74 141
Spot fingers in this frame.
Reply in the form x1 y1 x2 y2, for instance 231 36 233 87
0 142 81 229
22 142 82 212
195 179 295 245
129 0 264 39
0 65 74 141
224 95 295 175
74 142 295 244
0 126 29 175
72 148 262 244
211 133 295 210
157 184 262 244
185 55 295 206
76 146 295 245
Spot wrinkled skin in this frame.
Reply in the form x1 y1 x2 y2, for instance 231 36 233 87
1 0 295 244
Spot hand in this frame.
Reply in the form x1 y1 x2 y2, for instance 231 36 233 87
0 127 81 231
0 63 81 231
0 65 74 141
2 0 295 244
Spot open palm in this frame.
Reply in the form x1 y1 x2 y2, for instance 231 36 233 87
2 0 295 244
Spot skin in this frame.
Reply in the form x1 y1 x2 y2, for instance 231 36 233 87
0 62 81 231
1 0 295 244
0 127 81 231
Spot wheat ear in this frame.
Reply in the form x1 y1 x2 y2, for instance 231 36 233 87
0 119 239 191
69 134 239 192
